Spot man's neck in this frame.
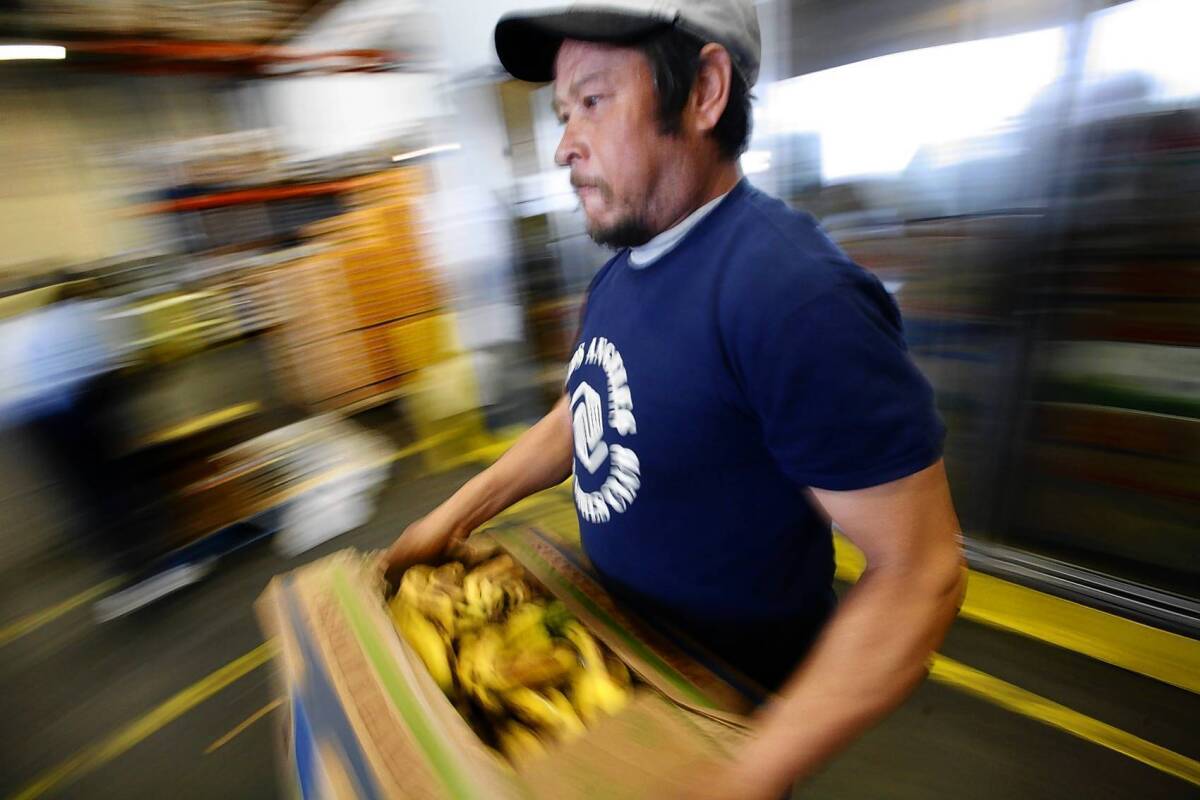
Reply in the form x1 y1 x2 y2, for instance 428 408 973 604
628 187 732 267
656 161 743 234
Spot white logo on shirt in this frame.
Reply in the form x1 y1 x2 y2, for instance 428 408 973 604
571 382 608 474
565 336 641 524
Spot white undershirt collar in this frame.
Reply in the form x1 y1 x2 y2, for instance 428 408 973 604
627 189 731 269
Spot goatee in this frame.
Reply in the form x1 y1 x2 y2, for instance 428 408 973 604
588 217 656 249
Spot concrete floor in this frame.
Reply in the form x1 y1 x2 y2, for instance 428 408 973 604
1 457 1198 799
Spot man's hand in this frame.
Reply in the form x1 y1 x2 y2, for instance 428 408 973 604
381 397 574 583
382 511 463 584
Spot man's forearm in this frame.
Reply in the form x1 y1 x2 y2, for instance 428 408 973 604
732 554 965 796
436 396 574 540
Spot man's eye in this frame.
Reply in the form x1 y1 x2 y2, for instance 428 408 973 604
583 95 602 109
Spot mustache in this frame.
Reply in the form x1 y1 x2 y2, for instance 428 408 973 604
570 174 612 198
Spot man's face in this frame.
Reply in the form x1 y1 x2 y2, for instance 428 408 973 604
553 40 682 248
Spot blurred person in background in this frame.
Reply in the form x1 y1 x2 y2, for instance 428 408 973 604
0 292 207 616
386 1 965 796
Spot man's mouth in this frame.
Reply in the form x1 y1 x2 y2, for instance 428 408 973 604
571 176 606 201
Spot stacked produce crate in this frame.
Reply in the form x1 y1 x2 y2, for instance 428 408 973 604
266 167 451 412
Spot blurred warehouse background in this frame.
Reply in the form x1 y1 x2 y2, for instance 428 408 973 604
0 0 1198 797
0 0 1197 772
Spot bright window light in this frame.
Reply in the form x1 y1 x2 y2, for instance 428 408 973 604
0 45 66 61
740 150 772 175
1084 0 1200 102
764 28 1066 181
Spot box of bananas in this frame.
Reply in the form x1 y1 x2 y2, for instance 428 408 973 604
257 525 753 799
388 551 633 764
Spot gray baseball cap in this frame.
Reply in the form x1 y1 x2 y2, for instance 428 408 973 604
494 0 761 87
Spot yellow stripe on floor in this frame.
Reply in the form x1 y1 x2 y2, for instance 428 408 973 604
0 577 124 649
10 641 276 800
930 655 1200 787
834 536 1200 695
204 697 283 755
961 571 1200 695
138 402 261 449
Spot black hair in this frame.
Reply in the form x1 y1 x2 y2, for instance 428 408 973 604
634 27 753 160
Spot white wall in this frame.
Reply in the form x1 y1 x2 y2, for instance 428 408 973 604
432 0 564 77
423 81 523 351
245 72 445 160
0 73 234 275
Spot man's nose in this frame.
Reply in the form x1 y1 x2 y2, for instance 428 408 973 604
554 120 585 168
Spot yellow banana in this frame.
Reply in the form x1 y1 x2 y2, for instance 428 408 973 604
478 577 507 620
562 622 605 671
411 585 457 634
563 622 629 723
455 632 504 714
459 627 512 715
502 603 549 649
569 669 628 723
568 668 598 724
454 604 487 635
500 578 532 610
463 572 506 620
497 721 546 764
510 623 553 653
502 687 576 736
398 564 433 607
466 554 522 583
459 573 488 626
432 560 465 586
404 563 435 582
429 561 466 602
605 655 632 689
545 688 586 739
470 626 515 692
496 644 577 687
392 604 454 695
394 575 458 634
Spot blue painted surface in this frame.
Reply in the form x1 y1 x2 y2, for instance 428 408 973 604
291 693 321 800
281 575 382 800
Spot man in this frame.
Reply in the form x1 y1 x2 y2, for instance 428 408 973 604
386 1 965 795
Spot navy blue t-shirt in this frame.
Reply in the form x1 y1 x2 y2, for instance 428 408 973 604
564 180 944 689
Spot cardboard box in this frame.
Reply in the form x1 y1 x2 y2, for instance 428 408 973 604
388 313 458 374
257 525 756 799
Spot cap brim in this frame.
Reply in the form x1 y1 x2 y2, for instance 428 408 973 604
495 10 673 83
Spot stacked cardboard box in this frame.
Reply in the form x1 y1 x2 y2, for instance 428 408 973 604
266 167 450 411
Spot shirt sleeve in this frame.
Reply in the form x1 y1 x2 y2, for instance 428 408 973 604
724 270 945 491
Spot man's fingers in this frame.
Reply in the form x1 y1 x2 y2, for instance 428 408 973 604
446 535 498 565
380 541 415 584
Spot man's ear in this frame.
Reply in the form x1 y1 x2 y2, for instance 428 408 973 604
689 43 733 136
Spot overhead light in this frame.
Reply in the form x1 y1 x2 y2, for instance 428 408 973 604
0 45 66 61
392 143 461 162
